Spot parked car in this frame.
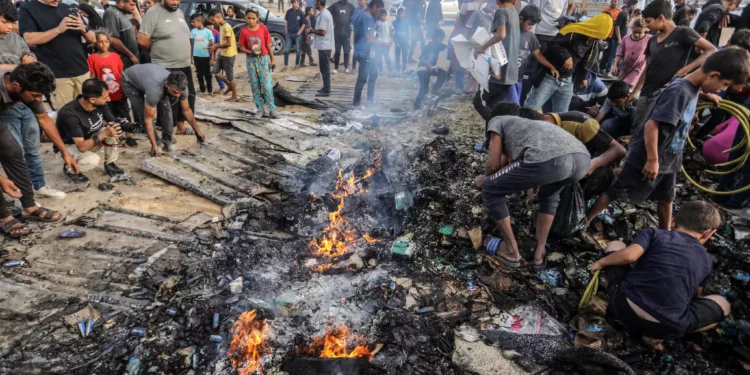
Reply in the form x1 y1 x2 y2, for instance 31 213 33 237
179 0 287 54
441 0 458 21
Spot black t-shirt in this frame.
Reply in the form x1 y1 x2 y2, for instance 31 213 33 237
56 96 115 144
419 41 445 66
285 8 306 34
642 26 700 97
19 0 89 78
328 0 354 35
616 10 628 38
622 228 713 333
673 3 690 27
554 111 614 157
693 0 726 46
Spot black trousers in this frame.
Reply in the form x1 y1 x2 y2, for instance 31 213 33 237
415 68 447 107
334 33 350 70
0 123 36 217
166 66 196 122
194 57 213 93
318 49 331 92
473 82 510 123
353 55 377 106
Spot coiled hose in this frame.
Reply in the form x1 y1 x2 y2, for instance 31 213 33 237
682 99 750 195
579 270 600 309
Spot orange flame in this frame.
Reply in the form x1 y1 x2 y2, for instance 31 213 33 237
309 151 382 259
363 234 380 243
228 310 270 375
316 263 333 272
300 324 374 360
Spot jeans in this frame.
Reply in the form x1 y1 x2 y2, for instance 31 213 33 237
194 56 213 93
166 66 195 123
334 33 351 70
0 104 45 190
415 68 447 107
0 122 36 215
122 78 178 147
318 49 331 92
394 36 409 71
374 45 392 72
525 74 575 113
600 37 619 73
502 82 523 105
353 55 378 106
285 34 303 66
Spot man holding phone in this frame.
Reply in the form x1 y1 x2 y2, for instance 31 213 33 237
19 0 95 110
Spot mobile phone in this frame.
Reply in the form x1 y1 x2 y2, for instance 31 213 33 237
68 8 79 18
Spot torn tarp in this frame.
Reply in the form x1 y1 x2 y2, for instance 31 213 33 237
273 83 328 110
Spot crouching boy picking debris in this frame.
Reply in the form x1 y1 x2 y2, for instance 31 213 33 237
475 112 590 270
590 201 729 350
587 47 750 229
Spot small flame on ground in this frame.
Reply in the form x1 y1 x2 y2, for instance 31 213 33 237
363 234 380 243
300 324 374 360
310 192 319 201
309 151 382 259
316 263 333 273
228 310 270 375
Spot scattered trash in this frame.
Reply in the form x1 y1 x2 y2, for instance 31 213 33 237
131 258 147 264
58 229 86 239
109 174 129 183
392 233 417 259
3 260 24 267
417 306 435 313
98 182 114 191
212 312 220 329
131 327 146 337
64 304 100 338
439 225 456 236
285 74 320 82
325 148 341 161
550 183 587 237
732 270 750 284
228 277 244 294
537 268 563 287
347 120 364 132
166 309 177 317
209 335 223 343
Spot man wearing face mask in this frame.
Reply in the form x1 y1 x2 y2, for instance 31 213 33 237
18 0 96 110
139 0 196 136
121 63 205 157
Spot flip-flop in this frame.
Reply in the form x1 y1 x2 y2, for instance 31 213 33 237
532 244 551 271
225 98 241 103
22 207 63 223
497 254 521 269
486 237 521 269
0 218 30 238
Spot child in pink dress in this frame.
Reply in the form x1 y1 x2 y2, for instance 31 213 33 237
612 17 651 89
703 117 740 165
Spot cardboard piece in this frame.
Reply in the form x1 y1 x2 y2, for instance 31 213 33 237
451 27 508 92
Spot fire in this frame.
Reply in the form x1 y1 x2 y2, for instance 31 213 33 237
309 151 382 259
316 263 333 273
300 324 374 360
363 234 380 244
228 310 270 375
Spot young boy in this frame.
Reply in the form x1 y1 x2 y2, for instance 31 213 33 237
628 0 716 136
570 71 608 111
204 19 225 92
591 80 633 139
284 0 306 70
587 47 750 229
209 9 238 101
590 201 729 350
300 6 316 67
472 0 519 122
414 28 447 108
190 14 214 96
374 9 393 73
393 8 410 73
506 4 557 105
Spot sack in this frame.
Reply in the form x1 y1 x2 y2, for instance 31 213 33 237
550 182 588 237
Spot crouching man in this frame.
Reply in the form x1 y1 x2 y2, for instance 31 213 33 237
590 201 730 350
475 106 591 270
56 79 127 181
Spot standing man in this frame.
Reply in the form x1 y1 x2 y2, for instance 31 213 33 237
310 0 333 96
673 0 690 26
352 0 389 107
208 9 238 101
405 0 425 63
351 0 368 70
328 0 354 74
104 0 140 69
283 0 306 71
19 0 96 110
600 0 631 75
139 0 196 135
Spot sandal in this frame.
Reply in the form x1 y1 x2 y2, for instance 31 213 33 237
175 128 195 136
0 218 30 238
485 236 521 269
225 97 241 103
22 207 63 223
532 244 551 271
497 254 521 269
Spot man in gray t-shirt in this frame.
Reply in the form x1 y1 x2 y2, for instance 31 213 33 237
121 64 205 156
104 0 140 68
477 113 590 270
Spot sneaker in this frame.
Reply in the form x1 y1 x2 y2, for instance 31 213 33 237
254 110 265 120
268 110 278 118
315 91 330 97
332 69 338 74
35 185 66 199
104 162 125 176
125 138 138 147
63 165 89 184
345 68 351 74
300 63 308 67
310 62 317 66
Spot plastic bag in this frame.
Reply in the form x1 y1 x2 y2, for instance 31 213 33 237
550 182 588 237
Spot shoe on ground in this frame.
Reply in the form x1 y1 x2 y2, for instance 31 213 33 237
63 165 89 184
345 68 351 74
315 91 330 97
300 63 308 67
310 62 317 66
268 110 278 118
254 110 265 119
104 162 125 177
125 138 138 147
332 69 338 74
35 185 66 199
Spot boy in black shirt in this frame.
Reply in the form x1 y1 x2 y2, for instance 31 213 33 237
414 28 446 108
590 201 728 350
587 47 750 229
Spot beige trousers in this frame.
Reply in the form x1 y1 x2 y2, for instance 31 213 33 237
66 133 119 173
52 72 90 110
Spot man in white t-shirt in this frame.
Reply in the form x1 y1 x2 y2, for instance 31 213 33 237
310 0 334 96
